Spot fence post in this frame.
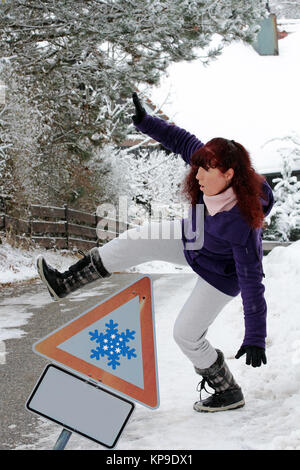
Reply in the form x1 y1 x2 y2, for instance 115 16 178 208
64 204 69 250
1 197 6 236
0 196 5 224
29 205 33 241
95 212 102 248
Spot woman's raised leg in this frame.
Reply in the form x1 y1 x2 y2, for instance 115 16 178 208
37 219 189 300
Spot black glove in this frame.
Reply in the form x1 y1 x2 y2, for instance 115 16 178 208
132 92 146 125
235 345 267 367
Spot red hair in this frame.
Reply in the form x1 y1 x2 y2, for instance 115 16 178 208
181 138 267 229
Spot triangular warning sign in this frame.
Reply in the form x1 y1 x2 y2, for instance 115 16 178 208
33 275 159 409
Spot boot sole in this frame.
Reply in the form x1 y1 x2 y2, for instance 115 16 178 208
193 399 245 413
36 256 61 302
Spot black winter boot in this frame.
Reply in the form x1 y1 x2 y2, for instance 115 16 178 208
193 349 245 412
36 247 111 301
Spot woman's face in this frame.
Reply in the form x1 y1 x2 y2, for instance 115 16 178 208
196 166 234 196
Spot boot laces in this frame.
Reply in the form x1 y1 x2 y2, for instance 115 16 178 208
197 378 211 401
196 377 222 401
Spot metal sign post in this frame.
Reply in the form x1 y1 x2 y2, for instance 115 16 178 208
53 429 72 450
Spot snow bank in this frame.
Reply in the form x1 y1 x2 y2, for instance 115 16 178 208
0 237 192 286
0 239 79 285
9 240 300 450
148 20 300 174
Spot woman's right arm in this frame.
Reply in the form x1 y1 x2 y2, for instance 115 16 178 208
132 94 203 165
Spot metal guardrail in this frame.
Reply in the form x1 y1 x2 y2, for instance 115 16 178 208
262 240 292 251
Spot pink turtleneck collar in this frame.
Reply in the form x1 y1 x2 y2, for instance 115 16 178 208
203 185 237 216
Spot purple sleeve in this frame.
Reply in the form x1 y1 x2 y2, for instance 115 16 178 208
231 232 267 349
134 114 204 165
261 180 274 217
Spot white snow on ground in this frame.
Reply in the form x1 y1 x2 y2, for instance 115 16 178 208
0 241 80 285
0 238 191 363
0 242 80 363
0 239 191 287
0 240 298 450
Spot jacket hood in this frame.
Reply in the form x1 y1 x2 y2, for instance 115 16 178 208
260 179 274 217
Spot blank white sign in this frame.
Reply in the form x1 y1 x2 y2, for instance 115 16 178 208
26 364 134 448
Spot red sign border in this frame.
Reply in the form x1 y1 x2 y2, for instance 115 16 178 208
34 275 159 408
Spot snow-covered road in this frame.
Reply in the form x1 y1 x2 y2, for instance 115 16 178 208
1 241 300 450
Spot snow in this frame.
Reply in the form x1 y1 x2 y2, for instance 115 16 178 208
0 241 79 286
0 239 190 287
0 242 81 364
0 237 191 350
1 18 300 451
1 237 300 450
147 20 300 174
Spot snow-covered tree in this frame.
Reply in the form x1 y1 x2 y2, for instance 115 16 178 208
0 0 268 210
90 143 189 224
264 135 300 241
0 0 268 150
0 62 75 213
269 1 300 19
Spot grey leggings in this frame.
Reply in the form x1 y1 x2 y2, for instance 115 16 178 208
98 220 234 369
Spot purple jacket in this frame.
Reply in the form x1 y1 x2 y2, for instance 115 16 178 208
135 114 274 349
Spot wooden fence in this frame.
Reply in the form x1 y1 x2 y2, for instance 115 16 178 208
0 204 137 251
0 203 293 252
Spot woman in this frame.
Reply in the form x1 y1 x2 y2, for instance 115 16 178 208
37 93 273 413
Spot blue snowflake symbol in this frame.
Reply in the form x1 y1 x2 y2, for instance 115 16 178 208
88 319 137 370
